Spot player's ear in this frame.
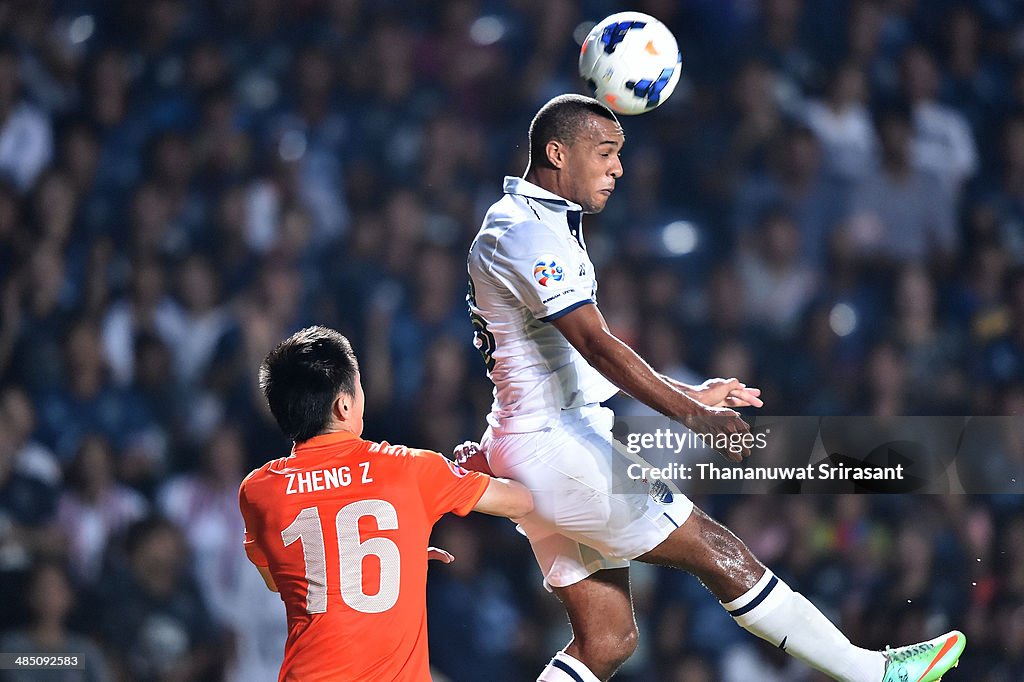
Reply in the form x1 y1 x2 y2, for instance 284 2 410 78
333 392 351 422
545 140 566 169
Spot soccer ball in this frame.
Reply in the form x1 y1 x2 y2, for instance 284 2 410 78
579 12 681 115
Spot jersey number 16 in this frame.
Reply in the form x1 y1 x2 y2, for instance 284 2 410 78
282 500 400 614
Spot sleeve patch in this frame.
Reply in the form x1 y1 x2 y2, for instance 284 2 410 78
532 255 566 287
444 459 471 478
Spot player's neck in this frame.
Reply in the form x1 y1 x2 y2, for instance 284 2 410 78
524 167 571 202
317 422 360 438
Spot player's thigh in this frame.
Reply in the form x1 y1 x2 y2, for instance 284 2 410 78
487 411 681 557
636 505 766 600
553 567 637 644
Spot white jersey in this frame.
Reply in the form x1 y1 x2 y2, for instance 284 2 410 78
468 177 618 434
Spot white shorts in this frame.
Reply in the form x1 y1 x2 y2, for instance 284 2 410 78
482 405 694 589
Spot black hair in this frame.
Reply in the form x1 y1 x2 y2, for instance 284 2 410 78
259 325 359 442
528 94 619 170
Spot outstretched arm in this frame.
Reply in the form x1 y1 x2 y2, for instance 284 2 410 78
450 443 532 517
472 477 533 518
664 376 763 409
551 303 753 460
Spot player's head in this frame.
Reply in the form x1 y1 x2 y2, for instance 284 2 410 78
259 326 364 442
527 94 624 214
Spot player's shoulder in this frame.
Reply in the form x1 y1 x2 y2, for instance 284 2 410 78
360 440 466 485
476 212 564 260
364 439 415 458
368 439 466 470
484 191 562 234
365 439 441 463
239 456 291 491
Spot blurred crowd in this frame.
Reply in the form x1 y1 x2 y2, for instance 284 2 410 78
0 0 1022 680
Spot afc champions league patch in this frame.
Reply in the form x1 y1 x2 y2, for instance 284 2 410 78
533 256 565 287
444 458 471 478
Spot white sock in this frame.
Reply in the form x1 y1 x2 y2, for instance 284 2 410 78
721 570 886 682
537 652 602 682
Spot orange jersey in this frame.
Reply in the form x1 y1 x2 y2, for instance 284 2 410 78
239 431 489 682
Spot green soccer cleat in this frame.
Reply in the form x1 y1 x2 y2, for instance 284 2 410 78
881 630 966 682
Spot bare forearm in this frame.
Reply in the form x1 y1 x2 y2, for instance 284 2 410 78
473 477 534 518
582 333 704 418
551 304 752 460
662 374 699 397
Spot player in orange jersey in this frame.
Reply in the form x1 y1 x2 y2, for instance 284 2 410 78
239 325 533 682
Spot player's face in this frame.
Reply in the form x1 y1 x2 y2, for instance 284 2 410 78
566 115 624 214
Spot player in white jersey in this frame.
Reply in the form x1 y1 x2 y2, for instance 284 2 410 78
464 94 965 682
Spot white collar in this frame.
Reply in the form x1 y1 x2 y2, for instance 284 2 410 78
503 176 583 212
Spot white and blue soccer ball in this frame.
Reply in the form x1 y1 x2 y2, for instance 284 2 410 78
578 11 681 115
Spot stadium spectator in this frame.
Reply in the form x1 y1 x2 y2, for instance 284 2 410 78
738 207 819 339
158 425 245 618
980 267 1024 387
0 385 60 487
0 44 52 193
145 132 205 242
125 181 181 262
164 254 236 389
900 44 978 197
100 258 183 387
57 123 104 233
803 61 878 185
196 184 261 295
843 0 894 94
34 320 156 462
890 266 965 413
97 516 226 681
859 340 910 417
0 560 112 682
725 59 785 181
733 123 846 267
979 115 1024 265
685 263 756 369
427 518 524 682
56 435 147 585
84 48 143 197
407 334 482 453
846 103 957 268
636 320 702 403
385 245 467 407
0 406 58 578
741 0 824 96
7 248 74 393
940 4 998 147
268 45 350 245
954 244 1012 358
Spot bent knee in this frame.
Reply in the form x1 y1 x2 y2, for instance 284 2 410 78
577 625 639 670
